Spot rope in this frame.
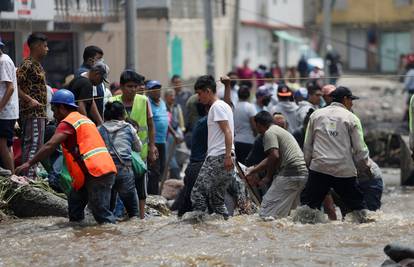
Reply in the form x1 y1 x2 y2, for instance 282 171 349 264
18 73 410 113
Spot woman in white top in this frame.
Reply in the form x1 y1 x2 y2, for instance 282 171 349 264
233 85 257 164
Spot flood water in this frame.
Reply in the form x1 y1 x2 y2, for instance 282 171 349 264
0 185 413 266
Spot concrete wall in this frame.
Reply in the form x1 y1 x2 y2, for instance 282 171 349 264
84 21 127 84
318 0 414 25
85 15 233 86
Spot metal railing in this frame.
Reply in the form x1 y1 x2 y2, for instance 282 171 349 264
55 0 120 23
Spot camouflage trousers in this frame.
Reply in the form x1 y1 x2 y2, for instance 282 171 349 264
190 154 235 217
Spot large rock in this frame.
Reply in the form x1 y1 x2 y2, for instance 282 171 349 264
161 179 184 200
145 195 170 216
1 176 68 218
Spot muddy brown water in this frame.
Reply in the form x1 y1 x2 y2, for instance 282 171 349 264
0 186 413 267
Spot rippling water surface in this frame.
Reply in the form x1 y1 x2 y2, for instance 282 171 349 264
0 186 413 267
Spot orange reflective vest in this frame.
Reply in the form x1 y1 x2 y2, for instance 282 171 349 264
62 112 117 190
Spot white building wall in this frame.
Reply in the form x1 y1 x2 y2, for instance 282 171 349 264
238 0 305 69
238 26 273 68
267 0 304 27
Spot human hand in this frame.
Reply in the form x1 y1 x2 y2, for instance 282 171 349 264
258 176 272 187
29 98 41 108
224 156 233 172
148 144 159 164
220 75 231 88
15 162 30 175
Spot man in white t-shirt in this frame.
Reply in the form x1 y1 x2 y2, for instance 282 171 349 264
0 40 19 173
191 75 235 219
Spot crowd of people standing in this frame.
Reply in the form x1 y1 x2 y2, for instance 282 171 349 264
0 33 384 224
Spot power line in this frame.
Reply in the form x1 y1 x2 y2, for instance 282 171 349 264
220 0 403 62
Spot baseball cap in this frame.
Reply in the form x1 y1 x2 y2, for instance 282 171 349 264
0 35 5 47
331 86 359 100
256 86 272 98
294 87 308 99
91 62 109 83
146 80 162 89
277 86 292 97
322 84 336 96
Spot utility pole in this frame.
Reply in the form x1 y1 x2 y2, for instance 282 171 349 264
232 0 240 70
125 0 136 70
203 0 215 76
323 0 332 82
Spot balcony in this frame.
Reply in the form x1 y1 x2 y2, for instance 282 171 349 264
55 0 120 23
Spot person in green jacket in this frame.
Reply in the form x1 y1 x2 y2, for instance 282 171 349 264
110 70 158 218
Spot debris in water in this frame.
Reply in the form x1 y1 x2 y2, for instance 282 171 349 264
290 205 329 224
344 209 376 224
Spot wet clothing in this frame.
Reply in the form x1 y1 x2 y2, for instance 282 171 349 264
260 175 306 218
259 125 308 218
147 143 165 195
190 154 235 217
176 161 204 216
109 165 139 218
304 102 370 178
301 170 366 211
99 120 141 218
271 101 299 133
68 173 116 224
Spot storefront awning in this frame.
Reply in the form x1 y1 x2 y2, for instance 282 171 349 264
274 31 305 44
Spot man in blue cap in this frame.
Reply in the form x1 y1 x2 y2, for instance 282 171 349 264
0 36 19 173
146 80 169 194
16 89 117 224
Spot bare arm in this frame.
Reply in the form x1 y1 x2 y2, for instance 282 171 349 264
147 101 158 163
16 132 68 174
89 100 103 126
221 76 233 107
0 81 14 111
218 120 234 171
78 101 88 116
249 116 257 136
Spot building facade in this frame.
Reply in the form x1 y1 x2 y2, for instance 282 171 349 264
1 0 234 87
316 0 414 72
0 0 120 87
237 0 309 70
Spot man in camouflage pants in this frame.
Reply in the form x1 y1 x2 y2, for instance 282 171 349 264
191 75 235 219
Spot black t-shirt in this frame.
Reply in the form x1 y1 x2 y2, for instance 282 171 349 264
67 76 93 114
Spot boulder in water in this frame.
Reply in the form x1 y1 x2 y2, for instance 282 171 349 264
145 195 171 216
1 175 68 218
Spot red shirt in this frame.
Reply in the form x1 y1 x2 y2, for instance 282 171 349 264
56 121 77 151
56 121 90 175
